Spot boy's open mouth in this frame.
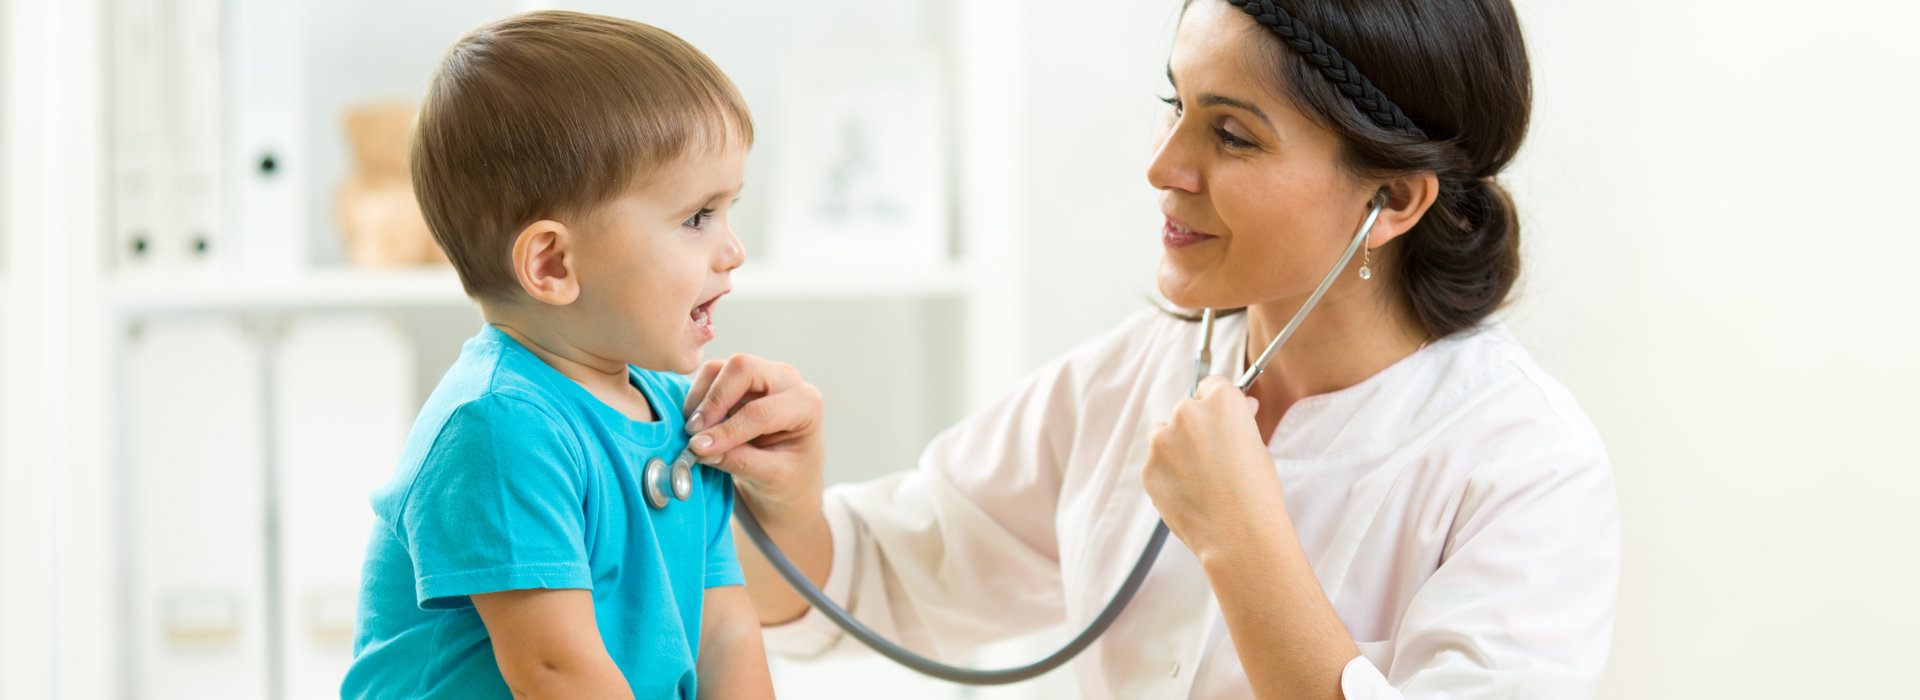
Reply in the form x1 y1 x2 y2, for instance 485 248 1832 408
690 290 727 337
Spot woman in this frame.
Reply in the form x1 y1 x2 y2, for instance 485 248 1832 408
679 0 1617 697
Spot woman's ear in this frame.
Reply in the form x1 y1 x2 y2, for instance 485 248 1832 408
1367 172 1440 248
510 219 581 306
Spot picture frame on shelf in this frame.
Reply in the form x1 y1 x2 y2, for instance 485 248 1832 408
766 52 949 268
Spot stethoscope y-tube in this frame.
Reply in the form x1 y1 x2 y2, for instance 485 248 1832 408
725 198 1387 684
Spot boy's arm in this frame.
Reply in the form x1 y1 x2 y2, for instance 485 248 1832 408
697 585 775 699
472 589 635 700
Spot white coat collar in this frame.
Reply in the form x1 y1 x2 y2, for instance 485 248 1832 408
1206 311 1523 463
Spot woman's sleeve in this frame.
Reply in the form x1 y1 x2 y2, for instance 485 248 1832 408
760 349 1088 661
1342 434 1620 699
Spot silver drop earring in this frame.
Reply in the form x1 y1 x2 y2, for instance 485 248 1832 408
1359 192 1385 280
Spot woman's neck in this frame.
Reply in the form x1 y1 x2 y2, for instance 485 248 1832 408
1240 280 1428 441
487 310 655 423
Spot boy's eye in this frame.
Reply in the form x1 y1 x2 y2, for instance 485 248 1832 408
683 209 714 229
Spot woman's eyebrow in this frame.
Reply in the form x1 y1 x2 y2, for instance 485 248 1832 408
1166 64 1275 131
1200 94 1273 130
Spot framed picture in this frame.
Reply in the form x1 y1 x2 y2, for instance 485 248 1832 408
767 53 948 266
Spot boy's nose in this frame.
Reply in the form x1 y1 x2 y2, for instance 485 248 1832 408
718 233 745 272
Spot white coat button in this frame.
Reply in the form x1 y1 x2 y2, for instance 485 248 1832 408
1169 660 1181 678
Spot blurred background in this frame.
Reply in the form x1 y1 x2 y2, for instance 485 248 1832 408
1 0 1914 698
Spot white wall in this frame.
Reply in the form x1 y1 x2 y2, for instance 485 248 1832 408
1502 1 1920 697
1008 0 1180 370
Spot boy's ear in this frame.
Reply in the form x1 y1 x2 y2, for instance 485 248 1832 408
510 220 580 306
1367 172 1440 249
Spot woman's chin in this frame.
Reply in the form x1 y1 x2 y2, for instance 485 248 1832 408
1157 265 1217 310
1159 280 1261 313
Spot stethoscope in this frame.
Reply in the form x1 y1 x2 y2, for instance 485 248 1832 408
643 453 696 508
649 195 1388 684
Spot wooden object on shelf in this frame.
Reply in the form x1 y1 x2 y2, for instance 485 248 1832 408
335 102 444 267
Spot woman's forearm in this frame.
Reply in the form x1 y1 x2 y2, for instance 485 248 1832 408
733 502 835 626
1198 511 1359 700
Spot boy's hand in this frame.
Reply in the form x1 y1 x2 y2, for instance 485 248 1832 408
682 354 825 524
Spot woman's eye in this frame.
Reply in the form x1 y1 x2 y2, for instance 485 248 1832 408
683 209 714 229
1158 95 1182 116
1214 127 1253 149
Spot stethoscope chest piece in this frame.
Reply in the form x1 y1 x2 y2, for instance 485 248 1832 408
644 455 694 509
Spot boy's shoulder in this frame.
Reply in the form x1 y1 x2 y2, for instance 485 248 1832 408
428 326 692 420
372 329 595 522
421 327 578 431
403 328 695 465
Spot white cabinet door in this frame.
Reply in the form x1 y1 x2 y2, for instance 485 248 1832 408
124 318 270 699
273 315 413 700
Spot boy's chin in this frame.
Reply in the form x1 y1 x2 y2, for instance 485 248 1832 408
622 344 702 376
663 346 706 376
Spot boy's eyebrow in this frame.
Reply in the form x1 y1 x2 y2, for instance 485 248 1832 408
708 182 744 202
1166 64 1274 131
684 183 744 212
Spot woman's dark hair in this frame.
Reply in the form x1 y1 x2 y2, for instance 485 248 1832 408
1188 0 1531 338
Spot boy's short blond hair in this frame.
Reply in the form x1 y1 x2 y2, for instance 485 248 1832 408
412 11 754 300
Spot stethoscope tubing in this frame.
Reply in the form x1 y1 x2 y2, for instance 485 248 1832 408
721 198 1386 684
734 495 1172 684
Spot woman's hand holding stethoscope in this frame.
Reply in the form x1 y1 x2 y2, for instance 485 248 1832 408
1144 375 1286 558
679 354 827 522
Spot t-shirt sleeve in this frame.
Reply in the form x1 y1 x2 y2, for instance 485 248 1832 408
397 394 592 609
701 466 745 589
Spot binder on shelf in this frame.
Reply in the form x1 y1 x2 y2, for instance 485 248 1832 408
172 0 225 266
108 0 229 272
109 0 165 271
124 319 271 699
273 316 413 700
230 0 308 273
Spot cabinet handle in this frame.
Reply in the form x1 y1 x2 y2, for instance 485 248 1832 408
161 588 243 650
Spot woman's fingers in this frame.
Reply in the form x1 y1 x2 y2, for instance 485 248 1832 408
681 359 725 420
685 354 797 434
704 433 801 486
689 383 823 472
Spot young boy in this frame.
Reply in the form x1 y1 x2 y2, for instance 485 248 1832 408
342 11 773 699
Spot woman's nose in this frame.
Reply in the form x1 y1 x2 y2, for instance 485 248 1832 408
1146 126 1201 195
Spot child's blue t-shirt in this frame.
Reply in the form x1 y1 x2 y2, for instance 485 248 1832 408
342 325 743 699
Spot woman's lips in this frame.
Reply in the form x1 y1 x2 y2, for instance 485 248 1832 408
1162 217 1215 248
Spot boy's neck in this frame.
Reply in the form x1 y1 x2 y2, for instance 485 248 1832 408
487 312 656 423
